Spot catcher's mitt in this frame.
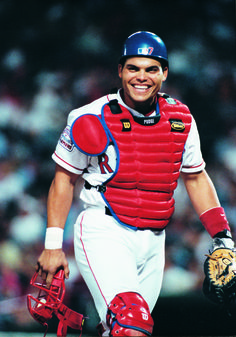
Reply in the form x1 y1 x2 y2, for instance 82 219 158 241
203 248 236 305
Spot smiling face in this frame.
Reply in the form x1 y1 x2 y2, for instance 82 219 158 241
118 57 168 115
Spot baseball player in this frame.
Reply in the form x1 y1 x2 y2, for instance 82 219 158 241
36 31 234 336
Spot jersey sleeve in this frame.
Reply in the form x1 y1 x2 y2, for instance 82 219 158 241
180 116 205 173
51 95 110 175
52 124 89 175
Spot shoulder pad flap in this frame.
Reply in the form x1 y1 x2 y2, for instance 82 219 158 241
71 114 109 156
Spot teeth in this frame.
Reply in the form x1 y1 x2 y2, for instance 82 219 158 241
134 85 149 89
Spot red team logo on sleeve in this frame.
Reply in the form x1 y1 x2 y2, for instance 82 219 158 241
59 126 74 152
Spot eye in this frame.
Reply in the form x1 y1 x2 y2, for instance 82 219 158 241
147 66 161 74
126 65 139 72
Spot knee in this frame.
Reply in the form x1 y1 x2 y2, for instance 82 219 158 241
106 292 154 336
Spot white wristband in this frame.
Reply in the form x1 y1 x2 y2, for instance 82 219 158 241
45 227 64 249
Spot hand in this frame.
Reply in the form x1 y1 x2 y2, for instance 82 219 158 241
212 237 234 252
36 249 70 288
212 230 234 252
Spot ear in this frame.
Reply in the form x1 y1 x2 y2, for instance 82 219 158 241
118 64 123 79
162 67 168 82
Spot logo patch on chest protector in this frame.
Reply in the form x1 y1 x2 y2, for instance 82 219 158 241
169 119 185 132
121 119 131 131
166 97 177 105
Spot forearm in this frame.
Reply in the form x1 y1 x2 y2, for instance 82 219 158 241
44 165 79 249
181 169 220 216
37 165 79 285
47 179 74 229
47 165 79 229
181 169 230 237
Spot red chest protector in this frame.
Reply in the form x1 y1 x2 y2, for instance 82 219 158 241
101 95 192 230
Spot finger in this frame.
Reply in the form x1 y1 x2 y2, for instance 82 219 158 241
36 262 43 277
64 266 70 279
63 262 70 279
46 272 54 289
41 271 47 282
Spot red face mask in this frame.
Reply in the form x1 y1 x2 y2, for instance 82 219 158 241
27 270 84 337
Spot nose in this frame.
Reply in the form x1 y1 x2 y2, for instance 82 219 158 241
136 69 147 81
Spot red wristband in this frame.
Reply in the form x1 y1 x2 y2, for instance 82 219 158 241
199 207 230 238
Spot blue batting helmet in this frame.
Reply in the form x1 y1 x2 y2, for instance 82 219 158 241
120 31 168 67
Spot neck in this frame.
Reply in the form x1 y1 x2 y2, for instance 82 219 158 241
120 90 157 116
135 100 156 116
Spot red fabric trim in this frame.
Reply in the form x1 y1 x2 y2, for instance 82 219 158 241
79 214 108 307
181 161 205 170
53 152 84 172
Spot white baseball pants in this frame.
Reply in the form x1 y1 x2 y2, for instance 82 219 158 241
74 207 165 333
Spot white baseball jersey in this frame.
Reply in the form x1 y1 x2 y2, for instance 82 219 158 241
52 90 205 333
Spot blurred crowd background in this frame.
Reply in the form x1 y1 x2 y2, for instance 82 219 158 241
0 0 235 335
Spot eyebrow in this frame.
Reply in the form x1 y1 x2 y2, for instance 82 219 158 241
126 64 161 71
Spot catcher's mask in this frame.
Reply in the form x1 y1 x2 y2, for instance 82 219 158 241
27 270 84 337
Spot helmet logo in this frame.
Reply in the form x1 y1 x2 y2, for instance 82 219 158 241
138 47 154 55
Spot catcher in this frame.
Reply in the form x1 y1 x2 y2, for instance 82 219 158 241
33 31 235 336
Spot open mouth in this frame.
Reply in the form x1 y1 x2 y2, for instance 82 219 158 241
132 84 151 91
